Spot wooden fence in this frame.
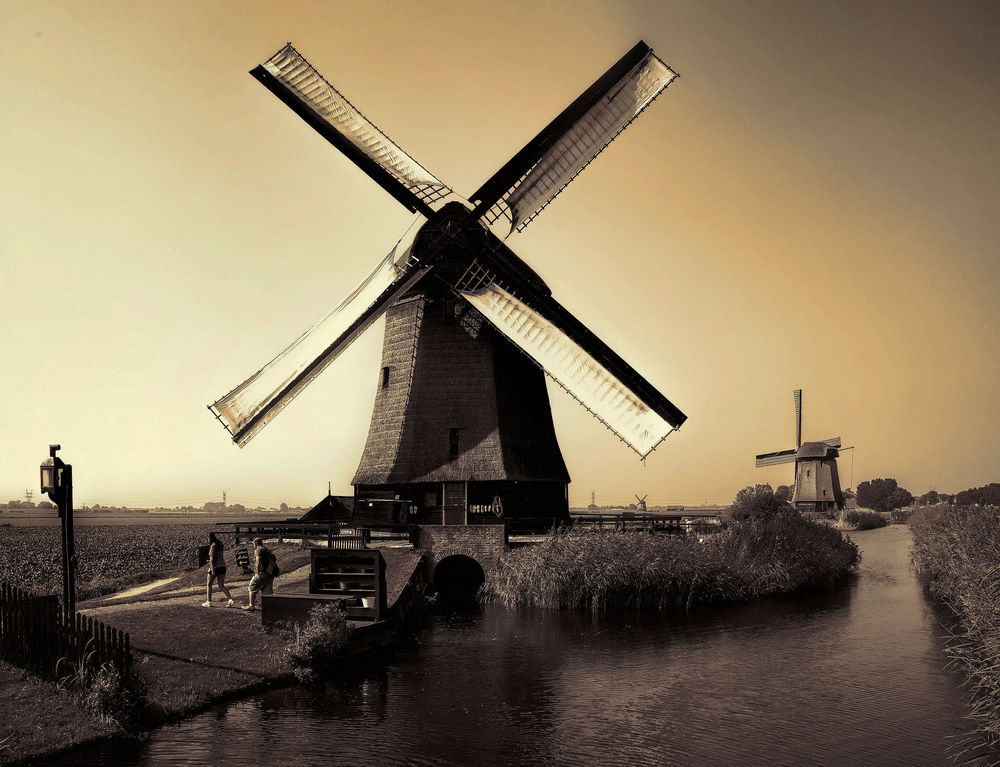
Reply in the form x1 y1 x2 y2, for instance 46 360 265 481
0 581 132 688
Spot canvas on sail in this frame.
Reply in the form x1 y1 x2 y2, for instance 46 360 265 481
262 44 451 205
502 52 676 231
210 220 428 446
458 282 677 457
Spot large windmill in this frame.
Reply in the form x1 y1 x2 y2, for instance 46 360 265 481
755 389 845 513
209 42 688 526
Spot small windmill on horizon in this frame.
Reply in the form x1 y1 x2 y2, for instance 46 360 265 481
755 389 848 513
208 41 688 527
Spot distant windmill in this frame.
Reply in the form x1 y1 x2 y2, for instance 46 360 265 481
635 494 648 513
209 41 688 526
755 389 846 513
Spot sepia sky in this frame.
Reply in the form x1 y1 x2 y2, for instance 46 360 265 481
2 0 997 508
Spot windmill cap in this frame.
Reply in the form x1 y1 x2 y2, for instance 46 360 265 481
797 441 838 459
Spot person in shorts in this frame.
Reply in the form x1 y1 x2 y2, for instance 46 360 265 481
203 532 236 608
243 537 274 611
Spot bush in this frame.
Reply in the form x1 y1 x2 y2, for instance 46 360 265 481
843 510 888 530
889 508 913 525
285 602 351 683
490 513 859 611
911 505 1000 760
729 484 784 521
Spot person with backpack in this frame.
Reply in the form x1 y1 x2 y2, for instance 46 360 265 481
202 532 236 608
243 537 279 611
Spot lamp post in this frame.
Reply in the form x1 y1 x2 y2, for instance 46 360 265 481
40 444 76 618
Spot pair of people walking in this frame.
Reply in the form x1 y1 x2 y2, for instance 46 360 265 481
203 533 278 610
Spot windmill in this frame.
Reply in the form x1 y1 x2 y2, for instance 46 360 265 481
635 494 648 513
755 389 845 513
209 42 687 526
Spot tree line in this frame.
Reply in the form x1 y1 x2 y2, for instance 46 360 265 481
732 480 999 515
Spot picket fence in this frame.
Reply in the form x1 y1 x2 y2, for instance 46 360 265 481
0 581 132 687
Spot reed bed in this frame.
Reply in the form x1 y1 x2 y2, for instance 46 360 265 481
910 505 1000 761
490 513 860 611
843 510 889 530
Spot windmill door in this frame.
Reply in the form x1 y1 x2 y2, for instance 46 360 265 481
443 482 467 525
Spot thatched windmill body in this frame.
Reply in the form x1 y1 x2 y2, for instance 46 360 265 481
755 389 846 512
209 43 688 525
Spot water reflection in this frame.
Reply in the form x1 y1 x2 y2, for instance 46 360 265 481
50 526 970 766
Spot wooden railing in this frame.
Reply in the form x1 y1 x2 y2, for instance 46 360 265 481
0 581 132 687
572 512 722 533
219 521 416 549
223 521 343 546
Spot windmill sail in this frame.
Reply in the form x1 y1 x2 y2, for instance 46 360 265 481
209 222 429 446
252 44 452 215
755 449 797 468
793 388 802 448
454 275 684 458
472 43 677 233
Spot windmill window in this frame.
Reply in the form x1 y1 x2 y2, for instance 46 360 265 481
448 428 460 459
381 366 390 389
807 470 811 478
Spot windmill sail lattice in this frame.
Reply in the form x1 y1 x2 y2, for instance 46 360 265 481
210 41 687 469
254 44 452 213
458 282 676 457
475 45 676 232
209 219 429 446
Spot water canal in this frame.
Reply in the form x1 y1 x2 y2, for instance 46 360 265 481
50 525 971 766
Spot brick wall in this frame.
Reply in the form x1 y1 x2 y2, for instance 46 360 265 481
415 524 508 586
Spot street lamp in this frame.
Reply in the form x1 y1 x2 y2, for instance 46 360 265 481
40 444 76 618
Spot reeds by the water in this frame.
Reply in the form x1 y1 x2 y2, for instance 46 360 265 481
910 505 1000 761
843 509 889 530
490 513 860 612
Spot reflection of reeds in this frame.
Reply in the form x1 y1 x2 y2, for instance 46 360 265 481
489 513 860 612
911 505 1000 763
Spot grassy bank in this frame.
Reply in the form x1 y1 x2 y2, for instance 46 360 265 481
0 661 113 765
0 544 422 763
491 512 860 611
910 505 1000 759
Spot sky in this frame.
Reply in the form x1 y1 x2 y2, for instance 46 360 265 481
2 0 997 508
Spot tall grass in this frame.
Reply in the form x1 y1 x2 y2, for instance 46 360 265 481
910 505 1000 762
843 509 889 530
490 512 859 611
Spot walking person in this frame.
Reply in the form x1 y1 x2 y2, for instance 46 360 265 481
243 537 274 611
203 532 236 608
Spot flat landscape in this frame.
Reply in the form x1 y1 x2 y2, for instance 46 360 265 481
0 522 218 597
